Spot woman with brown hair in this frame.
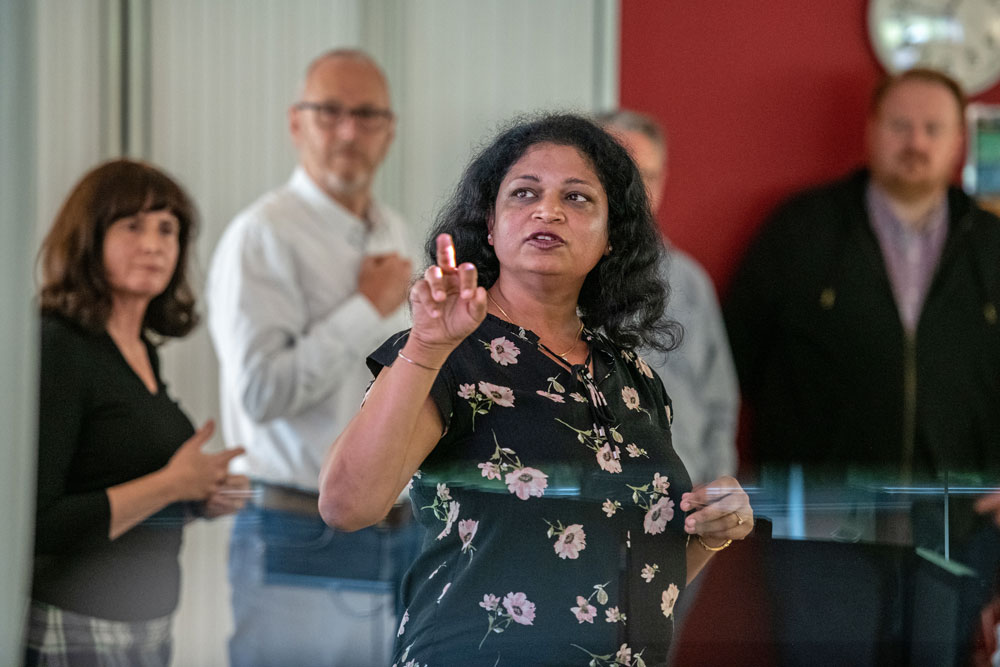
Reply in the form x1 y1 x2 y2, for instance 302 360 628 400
26 159 247 666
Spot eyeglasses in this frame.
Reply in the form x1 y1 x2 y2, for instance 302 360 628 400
294 102 394 131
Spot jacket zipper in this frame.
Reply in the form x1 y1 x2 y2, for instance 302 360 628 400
901 333 916 484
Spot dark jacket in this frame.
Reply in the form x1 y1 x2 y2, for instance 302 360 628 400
724 169 1000 479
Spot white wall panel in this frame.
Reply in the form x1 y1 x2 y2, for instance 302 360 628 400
381 0 619 248
34 0 114 249
2 1 38 661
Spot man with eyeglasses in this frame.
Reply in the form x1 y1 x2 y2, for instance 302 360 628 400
207 49 419 666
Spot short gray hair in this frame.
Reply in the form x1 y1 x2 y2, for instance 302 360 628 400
595 109 666 153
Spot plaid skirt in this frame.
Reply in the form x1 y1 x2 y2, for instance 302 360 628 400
24 600 173 667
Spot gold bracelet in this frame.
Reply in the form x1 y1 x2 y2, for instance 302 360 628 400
697 535 732 552
396 350 441 371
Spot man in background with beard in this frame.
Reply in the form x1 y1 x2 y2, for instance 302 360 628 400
207 49 419 666
723 68 1000 664
724 67 1000 485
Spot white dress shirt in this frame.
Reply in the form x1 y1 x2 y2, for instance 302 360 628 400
207 167 412 491
642 246 739 485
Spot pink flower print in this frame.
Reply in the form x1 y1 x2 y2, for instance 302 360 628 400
436 500 460 540
489 337 521 365
616 643 633 664
596 443 622 474
458 519 478 552
569 392 587 403
536 390 565 403
641 563 659 583
570 595 597 623
605 606 625 624
621 386 641 411
602 499 619 517
643 496 675 535
553 524 587 560
636 355 653 378
479 381 515 407
477 461 501 480
437 582 451 604
457 383 476 399
626 443 644 458
505 466 548 500
661 583 680 619
397 609 409 636
502 592 536 626
652 472 670 495
436 483 451 501
479 593 499 611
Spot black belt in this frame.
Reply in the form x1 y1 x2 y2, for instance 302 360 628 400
251 482 413 529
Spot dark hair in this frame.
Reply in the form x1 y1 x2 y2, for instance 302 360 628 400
426 113 680 352
870 67 966 119
38 159 199 339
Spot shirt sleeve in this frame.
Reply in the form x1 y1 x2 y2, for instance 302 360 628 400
684 263 740 479
208 216 390 423
34 319 111 554
367 330 457 434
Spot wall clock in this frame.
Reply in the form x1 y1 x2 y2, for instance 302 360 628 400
868 0 1000 94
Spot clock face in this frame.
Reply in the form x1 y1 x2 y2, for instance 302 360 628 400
869 0 1000 94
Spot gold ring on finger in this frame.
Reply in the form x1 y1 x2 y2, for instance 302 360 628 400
733 512 744 526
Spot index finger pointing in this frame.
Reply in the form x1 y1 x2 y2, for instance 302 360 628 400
436 233 456 271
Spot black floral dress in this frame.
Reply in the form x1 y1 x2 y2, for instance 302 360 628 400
370 315 692 667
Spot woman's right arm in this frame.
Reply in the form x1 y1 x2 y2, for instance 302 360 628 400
319 234 486 531
35 319 245 547
106 421 244 539
35 320 108 553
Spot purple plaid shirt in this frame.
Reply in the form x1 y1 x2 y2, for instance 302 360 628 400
865 183 949 334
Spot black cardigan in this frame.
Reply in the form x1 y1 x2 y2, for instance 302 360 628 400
724 169 1000 479
32 314 195 621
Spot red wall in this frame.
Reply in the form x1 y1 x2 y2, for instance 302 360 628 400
620 0 1000 293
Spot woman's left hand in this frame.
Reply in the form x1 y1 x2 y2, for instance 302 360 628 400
680 476 754 547
202 474 252 519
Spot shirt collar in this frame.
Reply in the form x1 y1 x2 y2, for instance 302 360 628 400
288 166 386 232
866 180 948 238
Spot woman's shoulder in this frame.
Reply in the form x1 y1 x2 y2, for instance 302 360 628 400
601 335 668 398
369 317 523 372
40 312 108 367
41 312 98 346
39 313 106 391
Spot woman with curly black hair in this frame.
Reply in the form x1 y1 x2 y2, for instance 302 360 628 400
321 114 753 665
427 113 678 355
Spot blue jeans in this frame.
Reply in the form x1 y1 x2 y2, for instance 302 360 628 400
228 506 423 667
